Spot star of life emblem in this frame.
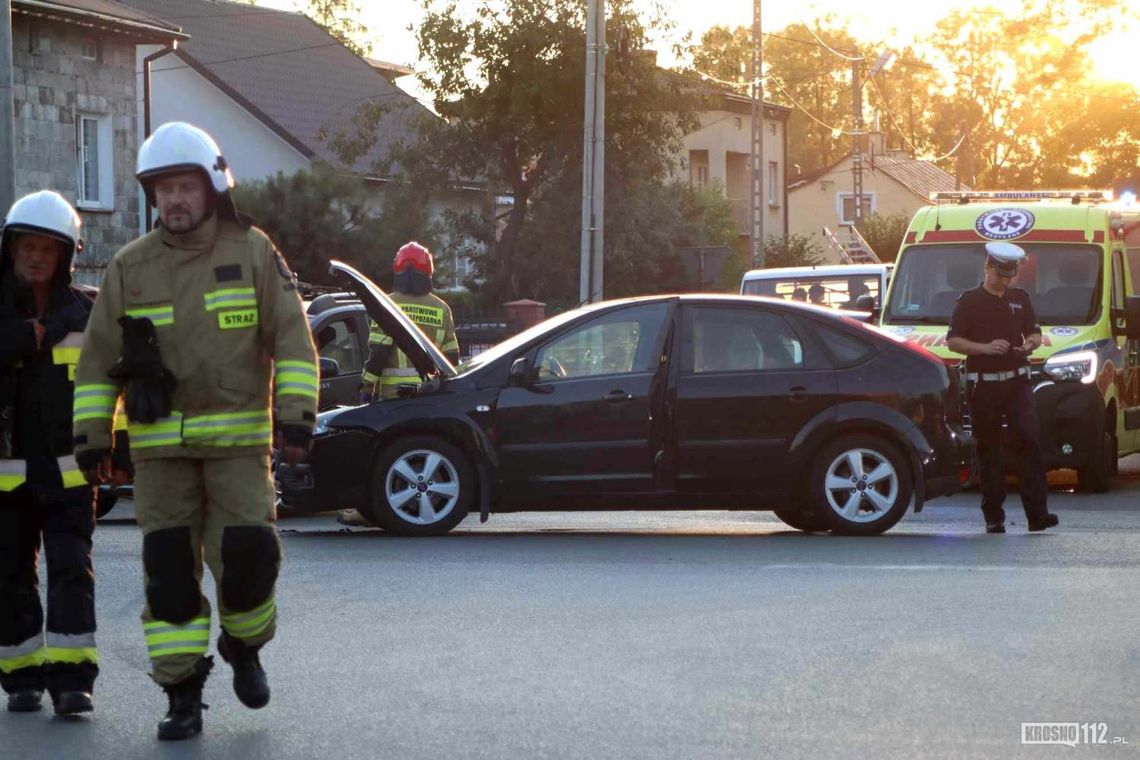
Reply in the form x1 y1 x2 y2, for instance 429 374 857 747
976 208 1035 240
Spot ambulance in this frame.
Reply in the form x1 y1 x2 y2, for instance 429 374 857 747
879 190 1140 492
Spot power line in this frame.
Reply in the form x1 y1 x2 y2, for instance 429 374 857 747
137 41 342 76
798 22 865 62
694 69 770 88
767 77 859 136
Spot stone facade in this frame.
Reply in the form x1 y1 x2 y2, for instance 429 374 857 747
11 16 141 284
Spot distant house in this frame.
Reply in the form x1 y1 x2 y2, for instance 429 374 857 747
120 0 485 288
10 0 184 282
679 86 791 253
787 136 967 263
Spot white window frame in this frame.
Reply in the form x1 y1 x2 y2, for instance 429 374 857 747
75 113 113 211
767 161 779 208
836 192 876 226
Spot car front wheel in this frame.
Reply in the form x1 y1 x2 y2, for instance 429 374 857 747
808 434 913 536
366 435 473 536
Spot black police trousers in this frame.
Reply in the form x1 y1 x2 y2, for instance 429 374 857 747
969 377 1049 524
0 484 98 695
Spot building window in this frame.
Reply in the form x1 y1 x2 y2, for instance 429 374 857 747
768 122 777 136
767 161 779 207
837 193 875 225
81 38 101 61
734 117 742 131
76 114 113 210
689 149 710 188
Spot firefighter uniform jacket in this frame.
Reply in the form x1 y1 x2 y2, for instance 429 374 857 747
362 290 457 398
0 276 93 490
73 216 318 460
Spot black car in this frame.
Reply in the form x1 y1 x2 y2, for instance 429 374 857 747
278 261 973 536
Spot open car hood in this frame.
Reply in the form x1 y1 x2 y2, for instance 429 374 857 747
328 260 456 380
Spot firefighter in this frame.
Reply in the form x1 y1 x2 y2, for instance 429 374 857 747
0 191 108 716
947 242 1059 534
72 122 318 740
337 242 458 528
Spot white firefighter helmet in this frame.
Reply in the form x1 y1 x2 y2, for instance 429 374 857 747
1 190 83 264
137 121 235 198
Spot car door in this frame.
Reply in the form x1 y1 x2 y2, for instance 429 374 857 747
672 303 835 503
313 311 367 409
494 301 673 504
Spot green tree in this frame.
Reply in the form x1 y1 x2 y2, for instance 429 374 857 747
233 163 436 286
761 234 824 269
329 0 700 307
305 0 372 57
860 211 910 262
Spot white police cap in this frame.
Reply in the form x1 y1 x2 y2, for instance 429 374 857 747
984 241 1026 273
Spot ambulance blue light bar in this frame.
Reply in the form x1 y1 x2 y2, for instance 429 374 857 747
929 190 1113 204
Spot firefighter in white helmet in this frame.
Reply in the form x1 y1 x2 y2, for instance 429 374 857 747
0 191 111 717
72 122 318 740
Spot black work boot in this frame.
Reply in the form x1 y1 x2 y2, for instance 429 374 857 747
217 632 269 709
1028 513 1060 532
53 690 93 716
7 689 43 712
157 657 213 742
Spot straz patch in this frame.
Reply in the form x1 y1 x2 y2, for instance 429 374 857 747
975 208 1035 240
218 308 259 329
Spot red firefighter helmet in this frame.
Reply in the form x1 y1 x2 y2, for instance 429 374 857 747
394 242 433 276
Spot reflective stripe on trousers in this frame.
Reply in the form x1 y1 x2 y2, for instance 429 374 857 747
0 633 46 673
144 618 211 658
45 632 98 665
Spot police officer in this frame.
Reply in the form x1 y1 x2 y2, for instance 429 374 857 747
947 242 1060 534
73 122 319 740
0 191 108 716
338 242 458 527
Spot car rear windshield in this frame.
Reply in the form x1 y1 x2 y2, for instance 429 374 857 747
884 243 1103 326
742 273 882 309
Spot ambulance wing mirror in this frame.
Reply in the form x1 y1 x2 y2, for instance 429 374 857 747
1122 296 1140 340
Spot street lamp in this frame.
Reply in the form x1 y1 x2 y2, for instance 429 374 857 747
852 50 896 231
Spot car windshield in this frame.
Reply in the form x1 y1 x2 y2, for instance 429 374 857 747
884 243 1103 325
742 273 882 309
453 306 597 375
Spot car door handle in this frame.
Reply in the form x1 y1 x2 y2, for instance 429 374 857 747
788 386 808 403
604 390 633 403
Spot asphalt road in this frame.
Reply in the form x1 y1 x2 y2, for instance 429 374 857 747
5 462 1140 759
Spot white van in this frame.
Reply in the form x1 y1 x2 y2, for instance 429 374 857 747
740 263 893 310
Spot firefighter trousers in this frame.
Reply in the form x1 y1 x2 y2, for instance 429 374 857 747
0 484 98 695
133 454 280 686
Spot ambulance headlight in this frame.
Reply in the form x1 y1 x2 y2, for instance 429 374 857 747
1043 350 1097 384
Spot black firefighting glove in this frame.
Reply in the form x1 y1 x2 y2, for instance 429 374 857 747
111 429 134 479
76 447 110 485
107 316 177 424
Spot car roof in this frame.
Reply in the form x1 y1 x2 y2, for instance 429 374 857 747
741 264 891 280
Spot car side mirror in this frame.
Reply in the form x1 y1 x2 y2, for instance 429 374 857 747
318 357 340 379
1122 296 1140 339
508 357 532 387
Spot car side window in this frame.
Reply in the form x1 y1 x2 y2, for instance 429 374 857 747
685 307 805 374
811 322 875 367
535 303 668 381
316 316 363 376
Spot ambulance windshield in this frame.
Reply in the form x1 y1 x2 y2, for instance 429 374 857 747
884 244 1103 326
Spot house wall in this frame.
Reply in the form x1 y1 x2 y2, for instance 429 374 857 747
137 44 311 233
12 16 141 280
788 157 926 263
678 107 787 248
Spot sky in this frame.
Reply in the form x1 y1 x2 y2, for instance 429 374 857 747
255 0 1140 90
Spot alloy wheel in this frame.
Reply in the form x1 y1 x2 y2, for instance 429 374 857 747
822 448 899 524
385 448 461 525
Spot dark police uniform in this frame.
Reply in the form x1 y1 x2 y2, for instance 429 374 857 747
948 285 1049 526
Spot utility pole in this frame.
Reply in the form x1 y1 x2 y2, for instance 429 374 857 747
578 0 606 303
749 0 765 268
0 1 17 215
851 57 865 232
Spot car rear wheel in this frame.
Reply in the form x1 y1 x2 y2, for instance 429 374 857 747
809 434 913 536
366 435 473 536
773 508 827 533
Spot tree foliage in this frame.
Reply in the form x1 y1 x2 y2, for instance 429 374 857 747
859 211 910 263
233 163 435 287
